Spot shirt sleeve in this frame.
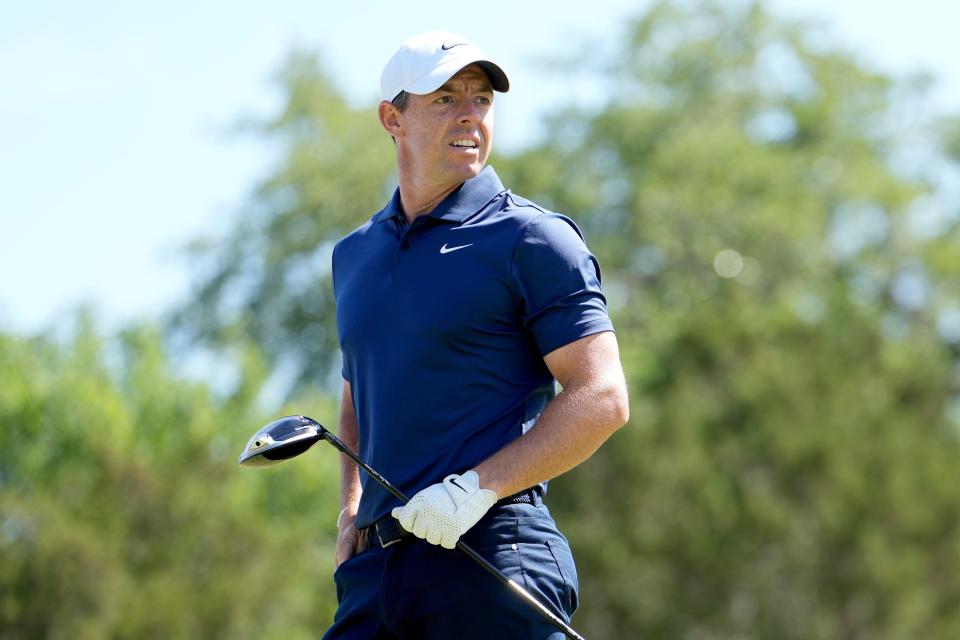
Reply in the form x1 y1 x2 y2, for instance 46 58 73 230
332 239 352 381
510 212 614 357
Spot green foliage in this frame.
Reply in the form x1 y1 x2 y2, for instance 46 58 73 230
0 317 341 638
171 49 397 394
497 1 960 637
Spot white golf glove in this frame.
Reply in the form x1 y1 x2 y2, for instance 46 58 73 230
391 470 498 549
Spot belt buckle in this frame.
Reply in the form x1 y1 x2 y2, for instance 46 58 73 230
376 521 401 549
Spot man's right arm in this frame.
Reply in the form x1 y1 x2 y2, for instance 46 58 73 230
334 379 366 566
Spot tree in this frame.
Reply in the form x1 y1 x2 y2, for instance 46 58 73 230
171 50 396 395
0 314 341 638
495 1 960 637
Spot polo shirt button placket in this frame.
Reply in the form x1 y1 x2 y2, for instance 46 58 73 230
393 228 414 278
399 219 428 251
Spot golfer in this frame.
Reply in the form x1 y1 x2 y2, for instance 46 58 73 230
327 31 629 639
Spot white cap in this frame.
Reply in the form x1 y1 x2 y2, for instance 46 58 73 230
380 31 510 102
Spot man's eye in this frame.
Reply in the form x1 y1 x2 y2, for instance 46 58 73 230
476 96 491 105
436 96 452 104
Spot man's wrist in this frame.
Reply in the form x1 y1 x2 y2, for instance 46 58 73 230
337 504 359 529
469 467 505 499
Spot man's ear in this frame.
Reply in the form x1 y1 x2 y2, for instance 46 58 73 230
379 101 402 139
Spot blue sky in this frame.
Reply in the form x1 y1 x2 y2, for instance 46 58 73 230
2 0 958 334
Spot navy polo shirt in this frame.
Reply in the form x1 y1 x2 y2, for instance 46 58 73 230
332 166 614 529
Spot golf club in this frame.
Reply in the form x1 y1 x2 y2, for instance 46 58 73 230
239 414 586 640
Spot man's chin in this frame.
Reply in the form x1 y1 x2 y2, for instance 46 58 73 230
451 161 486 182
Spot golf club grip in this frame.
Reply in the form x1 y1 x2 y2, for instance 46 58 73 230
321 431 586 639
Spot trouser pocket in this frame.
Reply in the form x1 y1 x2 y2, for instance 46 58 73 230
545 538 579 616
516 538 580 621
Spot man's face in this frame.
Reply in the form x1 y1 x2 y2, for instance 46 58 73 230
394 64 495 188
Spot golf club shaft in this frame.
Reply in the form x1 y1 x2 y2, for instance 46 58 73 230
321 430 586 640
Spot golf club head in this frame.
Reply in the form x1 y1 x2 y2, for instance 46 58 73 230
238 415 326 468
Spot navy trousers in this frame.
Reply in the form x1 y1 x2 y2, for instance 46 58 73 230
323 500 580 639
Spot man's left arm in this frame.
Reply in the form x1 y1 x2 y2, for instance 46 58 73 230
392 330 628 548
472 329 629 498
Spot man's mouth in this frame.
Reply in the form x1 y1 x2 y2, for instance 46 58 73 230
450 138 479 150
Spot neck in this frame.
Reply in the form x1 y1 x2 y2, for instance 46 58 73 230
398 173 463 223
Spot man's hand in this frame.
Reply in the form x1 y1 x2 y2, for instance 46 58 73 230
335 506 367 567
391 470 498 549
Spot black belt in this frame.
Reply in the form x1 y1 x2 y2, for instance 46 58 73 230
364 488 542 549
366 515 409 549
495 487 542 508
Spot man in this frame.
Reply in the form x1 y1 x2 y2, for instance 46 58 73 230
327 31 629 639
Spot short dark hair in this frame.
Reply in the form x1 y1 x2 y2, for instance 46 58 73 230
391 90 409 112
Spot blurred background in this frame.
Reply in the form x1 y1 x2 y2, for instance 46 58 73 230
3 0 960 637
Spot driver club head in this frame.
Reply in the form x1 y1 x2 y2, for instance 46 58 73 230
238 415 327 468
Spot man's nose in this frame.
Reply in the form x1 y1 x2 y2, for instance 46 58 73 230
457 100 482 123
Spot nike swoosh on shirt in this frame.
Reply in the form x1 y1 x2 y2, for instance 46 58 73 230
440 243 473 254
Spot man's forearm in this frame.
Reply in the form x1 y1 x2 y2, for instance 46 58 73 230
473 332 629 498
338 382 363 513
340 458 362 513
334 381 367 565
473 377 628 498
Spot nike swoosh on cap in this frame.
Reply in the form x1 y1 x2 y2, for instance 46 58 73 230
440 243 473 254
441 43 468 50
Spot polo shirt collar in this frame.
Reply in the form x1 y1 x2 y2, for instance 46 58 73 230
374 166 506 225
